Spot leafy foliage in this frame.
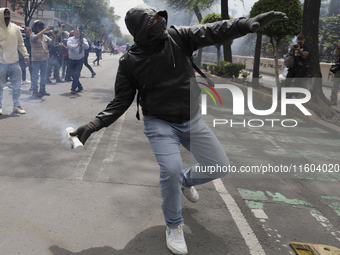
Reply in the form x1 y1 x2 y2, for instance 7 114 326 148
249 0 302 43
8 0 68 26
201 12 222 23
320 14 340 58
250 0 302 83
69 0 121 42
327 0 340 16
204 61 245 77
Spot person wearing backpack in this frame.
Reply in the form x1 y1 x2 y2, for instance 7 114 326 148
70 5 287 254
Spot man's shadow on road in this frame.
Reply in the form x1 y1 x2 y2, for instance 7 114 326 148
49 208 230 255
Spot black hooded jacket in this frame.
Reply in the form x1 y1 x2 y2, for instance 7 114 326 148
92 4 251 129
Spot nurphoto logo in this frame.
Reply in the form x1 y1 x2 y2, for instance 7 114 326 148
199 82 312 128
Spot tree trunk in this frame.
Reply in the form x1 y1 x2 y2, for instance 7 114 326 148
194 6 203 67
302 0 340 125
274 39 281 88
252 33 262 89
221 0 232 62
217 45 221 65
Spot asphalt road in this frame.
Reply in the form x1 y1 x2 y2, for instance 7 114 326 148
0 53 339 255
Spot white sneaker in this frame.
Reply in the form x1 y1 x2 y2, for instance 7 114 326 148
0 108 2 115
166 224 188 254
13 106 26 114
181 186 199 203
22 80 31 85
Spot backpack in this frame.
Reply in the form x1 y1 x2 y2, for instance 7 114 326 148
284 54 294 68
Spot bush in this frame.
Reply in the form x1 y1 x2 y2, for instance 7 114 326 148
211 61 246 78
241 71 251 79
202 63 215 72
208 63 217 74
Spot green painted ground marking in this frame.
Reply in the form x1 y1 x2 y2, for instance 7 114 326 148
264 149 340 161
297 176 339 182
321 196 340 200
245 200 264 209
266 191 311 206
330 173 340 182
310 209 322 215
274 136 340 147
238 188 268 201
329 203 340 216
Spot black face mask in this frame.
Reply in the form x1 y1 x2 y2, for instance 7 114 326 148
148 16 168 43
4 17 10 27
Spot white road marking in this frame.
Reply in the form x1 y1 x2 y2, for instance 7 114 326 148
213 178 267 255
98 112 126 182
251 209 268 219
311 213 340 242
71 130 105 180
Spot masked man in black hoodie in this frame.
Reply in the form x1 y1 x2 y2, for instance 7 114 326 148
70 5 287 254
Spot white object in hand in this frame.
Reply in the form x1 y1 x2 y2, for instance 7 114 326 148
65 127 84 150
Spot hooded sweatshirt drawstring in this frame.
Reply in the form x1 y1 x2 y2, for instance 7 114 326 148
168 37 176 68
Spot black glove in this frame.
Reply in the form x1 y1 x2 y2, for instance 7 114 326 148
247 11 288 32
69 123 96 145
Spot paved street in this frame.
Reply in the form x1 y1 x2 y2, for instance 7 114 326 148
0 53 339 254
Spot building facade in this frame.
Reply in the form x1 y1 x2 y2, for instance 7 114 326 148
0 0 25 27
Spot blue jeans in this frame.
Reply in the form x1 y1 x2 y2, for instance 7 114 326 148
31 60 48 93
69 58 84 91
143 113 229 228
0 62 22 108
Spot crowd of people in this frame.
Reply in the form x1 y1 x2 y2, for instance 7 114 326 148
0 7 103 115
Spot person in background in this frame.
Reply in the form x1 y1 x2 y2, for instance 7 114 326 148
93 41 101 66
83 38 96 78
60 23 69 80
284 34 310 98
330 41 340 106
18 31 27 85
48 29 64 83
64 30 73 82
0 8 29 115
22 27 32 85
30 20 51 97
67 28 89 94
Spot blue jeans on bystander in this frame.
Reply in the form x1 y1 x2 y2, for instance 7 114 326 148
0 62 22 108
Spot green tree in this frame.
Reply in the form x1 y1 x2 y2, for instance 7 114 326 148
72 0 121 43
201 13 232 65
320 14 340 61
250 0 302 87
327 0 340 16
301 0 340 126
116 34 134 46
7 0 69 26
162 0 205 67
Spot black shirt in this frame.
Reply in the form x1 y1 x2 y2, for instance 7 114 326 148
293 43 310 67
